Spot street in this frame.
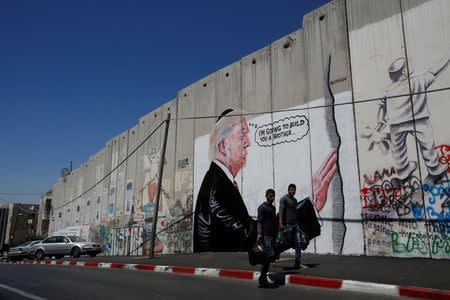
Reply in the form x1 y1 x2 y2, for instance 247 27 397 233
0 264 413 300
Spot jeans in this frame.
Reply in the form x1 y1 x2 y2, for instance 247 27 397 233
286 224 301 263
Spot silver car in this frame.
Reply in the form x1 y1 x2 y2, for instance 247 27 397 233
30 235 101 260
7 240 42 261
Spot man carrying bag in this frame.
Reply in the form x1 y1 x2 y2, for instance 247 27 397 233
255 189 278 288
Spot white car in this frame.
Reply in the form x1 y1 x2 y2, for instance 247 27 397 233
30 235 102 260
7 240 42 261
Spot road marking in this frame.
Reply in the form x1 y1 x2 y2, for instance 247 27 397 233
0 283 47 300
194 268 219 277
341 280 399 296
155 265 172 272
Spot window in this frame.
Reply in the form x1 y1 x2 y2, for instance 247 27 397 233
44 237 57 243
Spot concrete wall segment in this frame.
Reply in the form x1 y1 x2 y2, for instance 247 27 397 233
175 87 195 253
101 141 112 223
194 73 216 138
271 30 307 111
215 61 242 116
412 89 450 259
241 46 272 114
240 46 274 218
125 125 138 216
401 0 450 92
304 0 352 104
347 0 406 102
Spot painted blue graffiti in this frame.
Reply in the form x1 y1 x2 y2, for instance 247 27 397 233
412 202 425 220
422 174 450 236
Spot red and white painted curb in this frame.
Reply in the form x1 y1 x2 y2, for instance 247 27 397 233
11 260 450 299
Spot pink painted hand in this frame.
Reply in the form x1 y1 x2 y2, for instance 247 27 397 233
313 148 338 212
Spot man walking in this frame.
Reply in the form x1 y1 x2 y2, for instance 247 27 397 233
257 189 277 288
279 183 304 269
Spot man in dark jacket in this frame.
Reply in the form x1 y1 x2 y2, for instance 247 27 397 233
279 183 305 269
257 189 277 288
194 109 255 252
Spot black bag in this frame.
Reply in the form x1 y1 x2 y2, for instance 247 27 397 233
300 229 309 250
297 197 321 241
248 240 267 266
274 229 292 255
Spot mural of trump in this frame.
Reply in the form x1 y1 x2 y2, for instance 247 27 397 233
194 108 256 252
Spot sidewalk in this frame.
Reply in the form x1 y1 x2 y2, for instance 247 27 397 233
54 252 449 292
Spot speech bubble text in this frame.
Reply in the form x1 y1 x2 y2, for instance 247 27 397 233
253 115 309 147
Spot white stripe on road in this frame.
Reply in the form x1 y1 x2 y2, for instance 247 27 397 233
123 264 137 270
341 280 399 296
155 265 172 272
194 268 220 277
0 283 47 300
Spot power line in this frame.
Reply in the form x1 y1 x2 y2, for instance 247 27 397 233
53 118 166 211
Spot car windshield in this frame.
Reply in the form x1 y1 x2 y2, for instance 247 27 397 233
68 236 87 242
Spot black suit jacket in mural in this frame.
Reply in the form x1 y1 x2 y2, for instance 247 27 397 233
194 162 255 252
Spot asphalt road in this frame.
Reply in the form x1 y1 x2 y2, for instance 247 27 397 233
0 264 412 300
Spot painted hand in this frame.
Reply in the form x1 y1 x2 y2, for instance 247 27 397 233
313 148 338 212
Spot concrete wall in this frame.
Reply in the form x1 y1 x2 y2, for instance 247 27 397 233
49 0 450 259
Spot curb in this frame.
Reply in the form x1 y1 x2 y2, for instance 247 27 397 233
11 260 450 299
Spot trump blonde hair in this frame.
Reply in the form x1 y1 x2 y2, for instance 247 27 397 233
208 108 246 162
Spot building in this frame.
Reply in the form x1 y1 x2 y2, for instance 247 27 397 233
5 203 40 247
37 191 52 237
0 204 12 252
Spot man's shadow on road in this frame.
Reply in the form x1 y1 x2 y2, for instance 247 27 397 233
268 263 320 287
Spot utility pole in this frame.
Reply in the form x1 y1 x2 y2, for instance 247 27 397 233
149 113 171 259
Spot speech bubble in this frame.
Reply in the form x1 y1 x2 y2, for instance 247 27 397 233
254 115 309 147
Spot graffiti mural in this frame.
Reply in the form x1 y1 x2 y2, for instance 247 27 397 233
358 49 450 258
192 55 357 254
194 110 255 252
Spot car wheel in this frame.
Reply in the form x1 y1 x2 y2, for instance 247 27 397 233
89 253 97 257
35 250 45 261
71 247 81 258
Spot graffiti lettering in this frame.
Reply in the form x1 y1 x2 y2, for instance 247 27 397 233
432 235 450 255
363 167 396 185
361 212 394 226
435 144 450 170
367 238 391 248
391 232 428 255
422 178 450 205
361 175 421 215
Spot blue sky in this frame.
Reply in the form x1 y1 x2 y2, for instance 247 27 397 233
0 0 329 204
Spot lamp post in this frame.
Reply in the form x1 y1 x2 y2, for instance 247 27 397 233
149 113 171 259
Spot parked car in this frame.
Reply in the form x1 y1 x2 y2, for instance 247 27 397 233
7 240 42 261
29 235 101 260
